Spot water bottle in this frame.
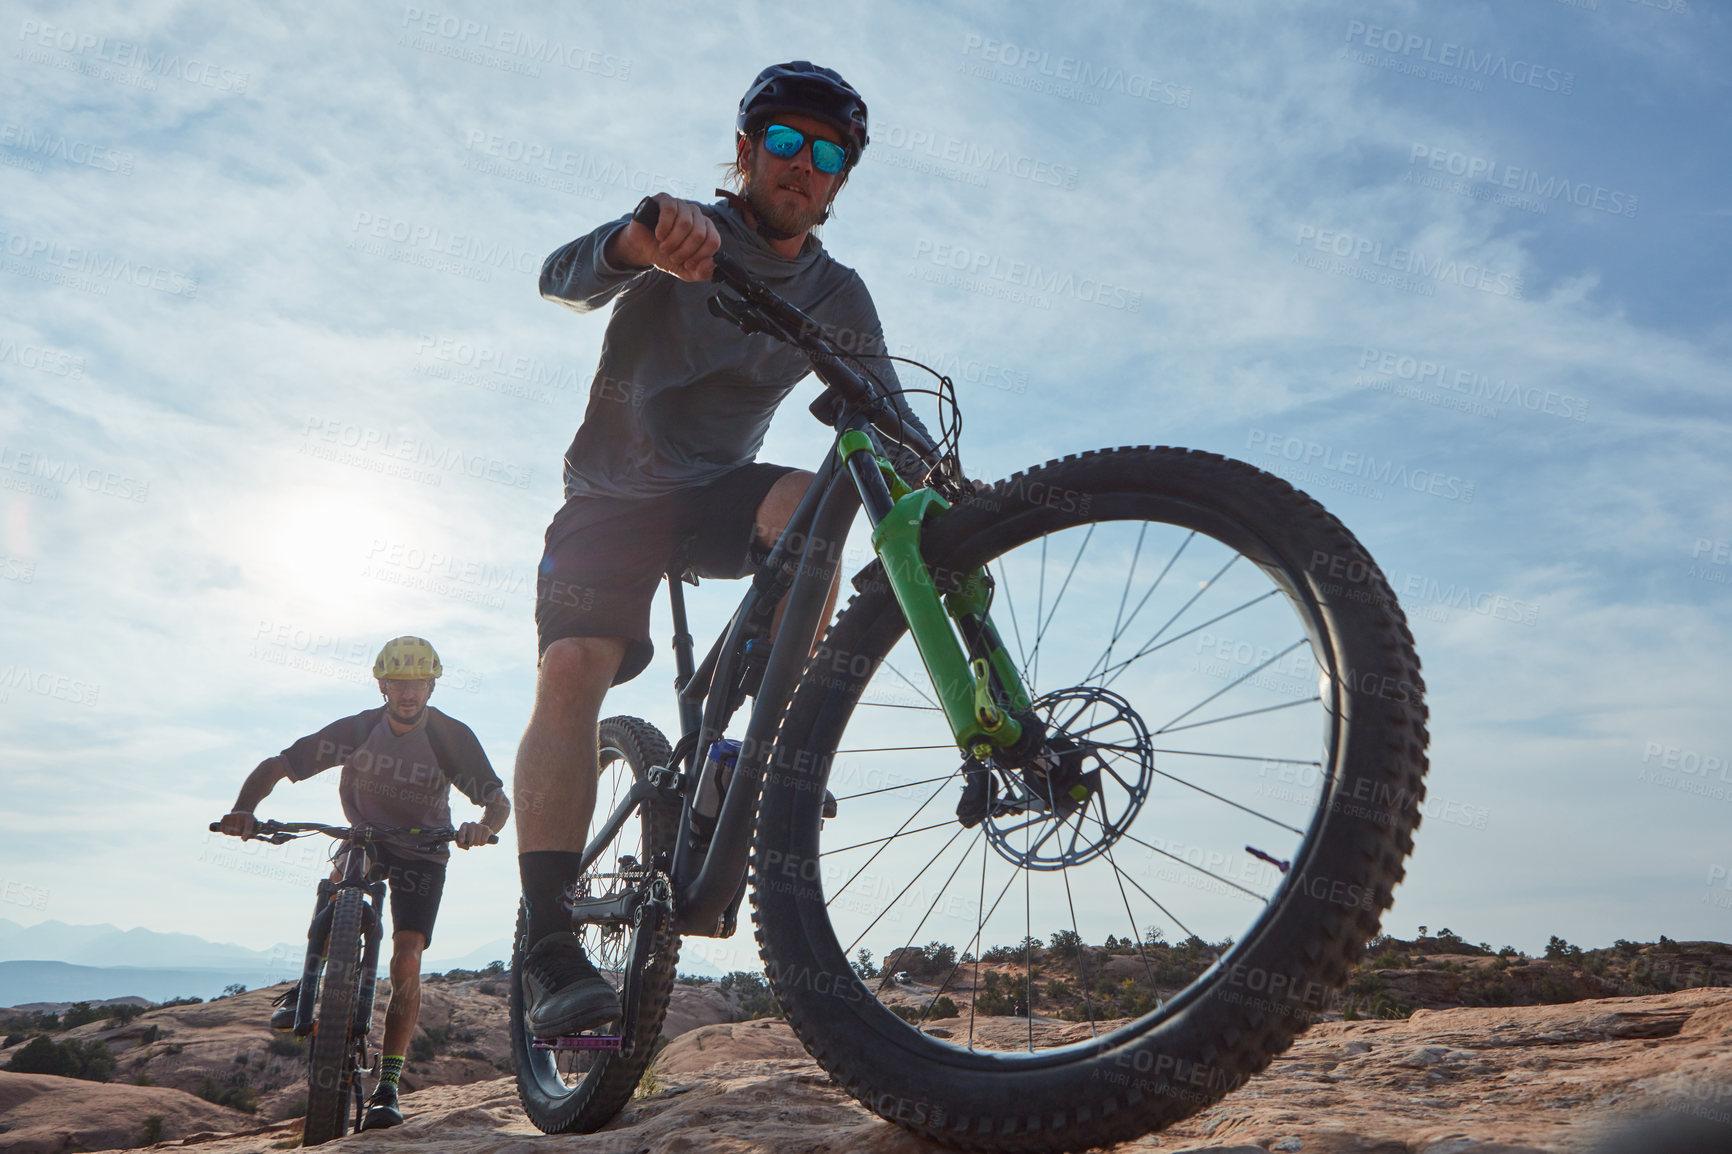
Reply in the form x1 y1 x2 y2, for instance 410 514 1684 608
689 737 742 843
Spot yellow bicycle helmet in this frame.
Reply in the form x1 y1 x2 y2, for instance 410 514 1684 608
373 636 443 680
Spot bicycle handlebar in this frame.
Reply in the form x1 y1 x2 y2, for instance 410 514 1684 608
208 820 498 845
628 195 940 463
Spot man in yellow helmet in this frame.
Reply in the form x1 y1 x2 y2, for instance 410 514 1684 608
220 636 509 1130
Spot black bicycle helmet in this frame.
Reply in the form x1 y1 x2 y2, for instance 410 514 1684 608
737 61 869 166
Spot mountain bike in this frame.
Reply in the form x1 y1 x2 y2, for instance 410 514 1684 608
209 819 491 1145
510 199 1429 1151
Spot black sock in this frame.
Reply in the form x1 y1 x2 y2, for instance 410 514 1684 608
519 851 584 946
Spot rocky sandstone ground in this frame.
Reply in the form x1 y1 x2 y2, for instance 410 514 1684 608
3 987 1724 1153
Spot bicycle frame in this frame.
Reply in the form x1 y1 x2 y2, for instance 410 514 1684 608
569 250 1040 939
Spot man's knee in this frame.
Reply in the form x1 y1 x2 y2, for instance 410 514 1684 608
390 933 425 979
756 469 816 545
538 637 626 698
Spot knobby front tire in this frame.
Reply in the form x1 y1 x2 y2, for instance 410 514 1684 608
302 887 366 1146
752 447 1429 1152
512 716 681 1133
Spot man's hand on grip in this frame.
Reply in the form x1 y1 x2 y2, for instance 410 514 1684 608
617 194 719 282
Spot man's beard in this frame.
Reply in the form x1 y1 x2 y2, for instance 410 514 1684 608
742 167 829 240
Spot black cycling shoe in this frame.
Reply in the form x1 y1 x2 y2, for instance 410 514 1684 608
268 986 298 1031
521 931 622 1037
361 1081 403 1130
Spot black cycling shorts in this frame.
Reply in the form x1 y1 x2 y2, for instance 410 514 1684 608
369 845 447 948
535 462 797 685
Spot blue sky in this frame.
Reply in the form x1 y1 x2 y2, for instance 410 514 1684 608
1 0 1728 976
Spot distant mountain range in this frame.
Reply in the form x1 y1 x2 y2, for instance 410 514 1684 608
0 918 721 1007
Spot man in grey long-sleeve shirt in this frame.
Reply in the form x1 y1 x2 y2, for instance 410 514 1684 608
513 62 932 1039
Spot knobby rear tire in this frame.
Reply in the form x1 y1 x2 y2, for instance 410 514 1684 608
302 887 366 1146
752 447 1429 1152
512 716 681 1133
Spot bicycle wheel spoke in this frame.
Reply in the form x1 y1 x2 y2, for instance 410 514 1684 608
1091 744 1304 835
881 658 943 712
1085 529 1193 685
1097 553 1241 694
1027 524 1094 682
1097 815 1272 903
1154 639 1307 733
1158 695 1321 736
1091 589 1282 688
832 773 955 803
843 824 970 957
1060 865 1097 1036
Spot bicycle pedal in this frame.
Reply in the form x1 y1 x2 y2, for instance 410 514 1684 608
532 1034 624 1052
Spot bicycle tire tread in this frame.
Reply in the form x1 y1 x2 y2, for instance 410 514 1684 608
754 446 1428 1152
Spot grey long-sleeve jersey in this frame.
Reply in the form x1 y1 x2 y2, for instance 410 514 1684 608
540 198 933 502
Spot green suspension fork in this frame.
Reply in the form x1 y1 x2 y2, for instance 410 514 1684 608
838 432 1034 760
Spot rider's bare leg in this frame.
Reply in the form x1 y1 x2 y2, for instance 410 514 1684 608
514 637 628 854
757 469 841 649
380 929 425 1057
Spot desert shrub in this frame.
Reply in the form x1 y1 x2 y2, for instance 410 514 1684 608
919 941 957 976
106 1003 145 1025
930 996 959 1019
220 984 247 998
141 1114 165 1144
4 1035 112 1080
281 1094 307 1120
222 1085 258 1113
410 1032 437 1062
1048 930 1084 958
1534 976 1577 1004
267 1035 303 1057
60 1002 105 1029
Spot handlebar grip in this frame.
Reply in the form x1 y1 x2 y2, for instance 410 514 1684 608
488 834 500 844
631 195 661 231
209 821 222 832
